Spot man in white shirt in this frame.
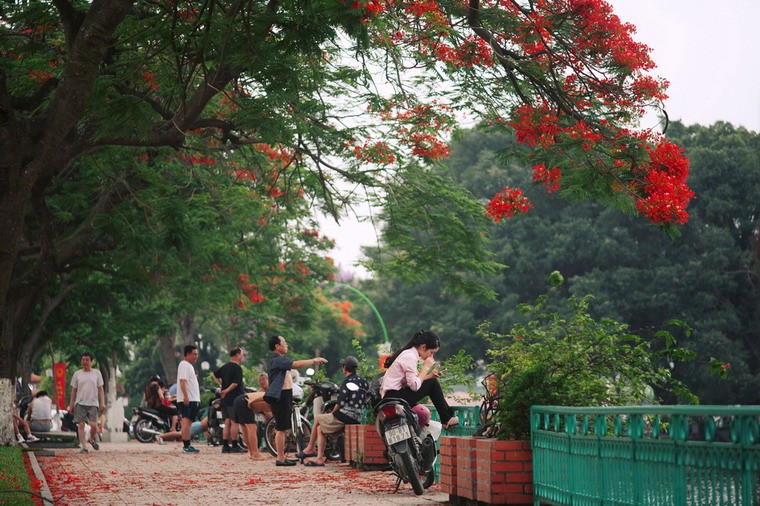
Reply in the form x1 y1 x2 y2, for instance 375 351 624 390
67 352 105 453
177 345 201 453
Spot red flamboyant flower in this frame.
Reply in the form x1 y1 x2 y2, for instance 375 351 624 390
532 163 562 193
486 187 533 222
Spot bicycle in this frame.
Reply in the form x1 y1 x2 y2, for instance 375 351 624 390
264 395 312 457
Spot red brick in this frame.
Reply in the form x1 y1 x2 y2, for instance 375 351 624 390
506 472 533 484
490 460 524 472
490 483 526 493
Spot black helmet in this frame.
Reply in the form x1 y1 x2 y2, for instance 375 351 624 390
150 375 161 382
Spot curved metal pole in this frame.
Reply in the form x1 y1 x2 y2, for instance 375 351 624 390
332 282 389 345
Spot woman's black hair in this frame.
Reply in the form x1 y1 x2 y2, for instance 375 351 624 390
384 330 440 369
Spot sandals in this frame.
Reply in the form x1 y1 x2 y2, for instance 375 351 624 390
304 460 325 467
295 450 317 459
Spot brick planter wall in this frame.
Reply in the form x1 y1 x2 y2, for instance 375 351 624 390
440 436 533 505
344 424 387 469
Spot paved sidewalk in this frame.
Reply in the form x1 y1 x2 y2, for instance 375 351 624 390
30 441 449 505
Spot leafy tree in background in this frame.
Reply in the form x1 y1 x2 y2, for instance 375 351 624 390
0 0 694 442
359 121 760 403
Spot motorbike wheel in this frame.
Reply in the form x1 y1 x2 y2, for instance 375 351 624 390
133 419 157 444
324 433 343 461
422 468 436 489
400 451 424 495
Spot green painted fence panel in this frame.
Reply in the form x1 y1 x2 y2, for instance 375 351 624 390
532 406 760 506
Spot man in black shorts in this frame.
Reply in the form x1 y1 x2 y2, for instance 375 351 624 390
233 390 270 459
213 347 245 453
264 335 327 466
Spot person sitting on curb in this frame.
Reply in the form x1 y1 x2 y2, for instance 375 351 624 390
157 417 207 444
27 390 53 434
301 355 368 467
13 399 39 443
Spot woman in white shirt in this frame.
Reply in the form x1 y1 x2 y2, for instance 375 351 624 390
380 330 458 429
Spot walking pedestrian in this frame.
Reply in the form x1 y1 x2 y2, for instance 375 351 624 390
67 352 106 453
213 347 246 453
263 335 326 466
177 345 201 453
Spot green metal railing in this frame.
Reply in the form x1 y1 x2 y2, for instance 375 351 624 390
531 406 760 506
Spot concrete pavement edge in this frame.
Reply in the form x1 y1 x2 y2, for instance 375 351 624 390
26 446 55 505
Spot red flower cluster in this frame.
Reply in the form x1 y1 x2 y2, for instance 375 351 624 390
485 187 533 222
634 139 694 224
532 163 562 193
430 36 494 68
347 140 397 165
179 154 217 165
238 273 264 305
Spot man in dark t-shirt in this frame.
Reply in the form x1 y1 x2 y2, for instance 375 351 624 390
264 335 327 466
213 347 245 453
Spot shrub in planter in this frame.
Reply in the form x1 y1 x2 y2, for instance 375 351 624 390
479 271 698 440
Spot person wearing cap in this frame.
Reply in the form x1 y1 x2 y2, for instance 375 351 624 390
300 355 368 466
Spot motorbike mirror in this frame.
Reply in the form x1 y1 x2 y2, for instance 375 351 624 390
305 367 315 377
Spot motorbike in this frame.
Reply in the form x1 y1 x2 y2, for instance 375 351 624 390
206 387 248 448
130 406 173 443
302 377 342 461
371 374 441 495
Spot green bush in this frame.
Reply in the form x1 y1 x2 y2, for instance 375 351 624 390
480 272 698 440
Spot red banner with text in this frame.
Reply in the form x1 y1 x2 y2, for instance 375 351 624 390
53 362 67 409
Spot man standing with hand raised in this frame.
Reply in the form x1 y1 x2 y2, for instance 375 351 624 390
264 335 327 466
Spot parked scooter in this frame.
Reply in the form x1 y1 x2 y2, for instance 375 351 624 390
371 374 441 495
302 373 342 461
206 387 249 448
130 407 173 443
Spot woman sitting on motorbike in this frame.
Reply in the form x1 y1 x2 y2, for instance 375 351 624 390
380 330 459 430
146 381 178 431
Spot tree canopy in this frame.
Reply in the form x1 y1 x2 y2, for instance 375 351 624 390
0 0 696 442
357 121 760 403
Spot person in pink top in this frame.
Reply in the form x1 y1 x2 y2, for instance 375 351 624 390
380 330 459 429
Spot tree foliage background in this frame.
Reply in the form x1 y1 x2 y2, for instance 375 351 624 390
356 121 760 404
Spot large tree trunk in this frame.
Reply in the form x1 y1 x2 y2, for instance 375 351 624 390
0 378 15 445
158 334 178 385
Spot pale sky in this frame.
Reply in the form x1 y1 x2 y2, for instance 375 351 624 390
321 1 760 276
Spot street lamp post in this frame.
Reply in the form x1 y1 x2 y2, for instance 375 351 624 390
332 282 389 347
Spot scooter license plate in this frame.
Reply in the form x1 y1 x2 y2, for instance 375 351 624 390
216 411 224 419
130 415 138 424
384 425 411 445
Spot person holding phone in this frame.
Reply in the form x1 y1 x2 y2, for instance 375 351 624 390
380 330 459 430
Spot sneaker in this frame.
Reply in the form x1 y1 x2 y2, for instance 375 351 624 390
221 446 231 453
229 446 246 454
80 448 89 454
91 440 100 451
444 416 459 430
26 434 40 443
16 434 25 443
183 445 200 453
156 436 165 445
